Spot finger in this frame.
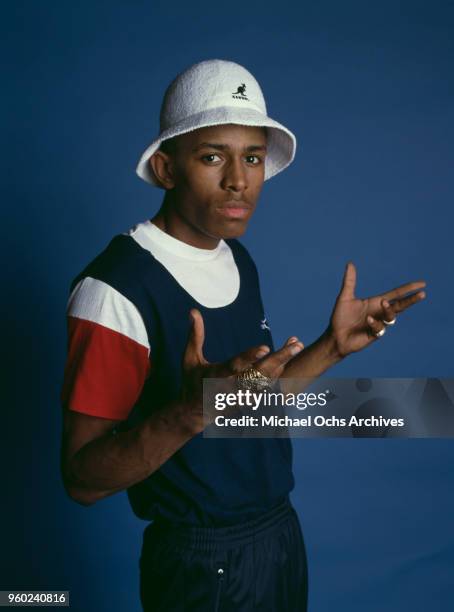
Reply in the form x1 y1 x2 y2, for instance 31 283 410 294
389 290 426 314
338 262 357 300
366 315 386 339
381 298 397 324
226 337 303 375
226 344 271 374
381 280 426 302
285 336 299 345
183 309 208 368
257 341 305 378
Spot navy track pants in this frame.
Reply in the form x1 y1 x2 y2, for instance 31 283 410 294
139 499 308 611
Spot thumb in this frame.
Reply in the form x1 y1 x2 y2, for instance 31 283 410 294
183 308 207 368
338 261 357 300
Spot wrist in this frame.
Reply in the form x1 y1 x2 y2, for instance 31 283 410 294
320 325 345 363
153 399 203 438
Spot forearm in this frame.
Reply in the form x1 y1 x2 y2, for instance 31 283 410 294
280 328 343 394
66 401 195 504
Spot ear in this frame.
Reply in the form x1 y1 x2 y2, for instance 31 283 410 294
148 151 176 190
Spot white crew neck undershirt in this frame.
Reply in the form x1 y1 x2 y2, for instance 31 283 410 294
124 220 240 308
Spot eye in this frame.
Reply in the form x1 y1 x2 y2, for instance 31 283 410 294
245 155 262 165
201 153 222 163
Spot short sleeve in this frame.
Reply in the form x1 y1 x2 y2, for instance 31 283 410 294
60 277 151 420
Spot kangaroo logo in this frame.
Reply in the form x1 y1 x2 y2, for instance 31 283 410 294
261 317 271 331
232 83 249 100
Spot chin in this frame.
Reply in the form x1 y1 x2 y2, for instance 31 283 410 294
218 221 248 240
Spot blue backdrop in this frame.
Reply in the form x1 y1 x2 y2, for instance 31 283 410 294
2 1 453 610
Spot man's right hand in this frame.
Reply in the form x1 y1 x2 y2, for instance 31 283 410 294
178 308 304 434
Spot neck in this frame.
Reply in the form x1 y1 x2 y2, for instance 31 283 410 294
150 191 221 250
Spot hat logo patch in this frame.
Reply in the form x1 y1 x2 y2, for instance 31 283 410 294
232 83 249 100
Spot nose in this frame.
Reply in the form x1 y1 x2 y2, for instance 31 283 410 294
220 157 248 193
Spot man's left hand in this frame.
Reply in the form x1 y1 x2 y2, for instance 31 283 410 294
327 262 426 358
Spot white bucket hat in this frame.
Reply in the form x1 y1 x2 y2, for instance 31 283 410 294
136 59 297 186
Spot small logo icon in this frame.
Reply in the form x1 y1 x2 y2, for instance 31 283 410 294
232 83 249 100
261 317 270 331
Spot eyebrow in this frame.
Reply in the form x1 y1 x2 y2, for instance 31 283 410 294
191 142 267 153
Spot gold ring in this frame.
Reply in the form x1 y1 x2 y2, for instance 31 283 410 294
237 368 273 392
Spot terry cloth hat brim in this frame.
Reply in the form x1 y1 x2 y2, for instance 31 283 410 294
136 106 296 186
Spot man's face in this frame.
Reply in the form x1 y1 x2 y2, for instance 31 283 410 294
157 124 267 241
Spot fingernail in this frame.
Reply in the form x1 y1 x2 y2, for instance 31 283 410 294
383 300 389 308
290 343 304 355
367 316 374 324
256 348 270 359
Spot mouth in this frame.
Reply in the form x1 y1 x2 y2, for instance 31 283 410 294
216 201 252 220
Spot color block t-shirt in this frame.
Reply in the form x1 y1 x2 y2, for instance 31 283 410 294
61 220 294 526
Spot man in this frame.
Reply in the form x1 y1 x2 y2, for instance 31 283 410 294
60 59 426 611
